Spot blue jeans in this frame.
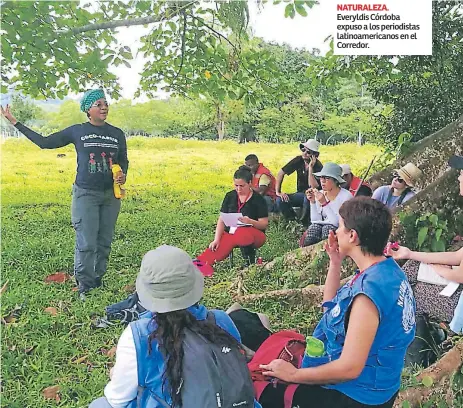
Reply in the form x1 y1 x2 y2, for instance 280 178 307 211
89 397 113 408
450 291 463 334
276 192 306 220
71 184 121 293
263 195 277 213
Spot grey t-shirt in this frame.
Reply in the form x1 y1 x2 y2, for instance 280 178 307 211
372 185 415 209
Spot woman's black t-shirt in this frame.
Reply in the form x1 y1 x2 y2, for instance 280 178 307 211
220 190 268 231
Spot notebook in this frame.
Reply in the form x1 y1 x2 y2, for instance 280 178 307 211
417 263 460 297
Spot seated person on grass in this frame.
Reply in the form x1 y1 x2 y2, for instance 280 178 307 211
386 155 463 335
340 164 372 197
275 139 323 222
300 163 352 247
257 197 415 408
194 166 268 276
90 245 260 408
372 162 422 212
244 154 278 213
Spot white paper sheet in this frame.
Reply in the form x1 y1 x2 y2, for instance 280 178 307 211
417 263 452 286
417 263 460 297
220 212 252 228
440 282 460 297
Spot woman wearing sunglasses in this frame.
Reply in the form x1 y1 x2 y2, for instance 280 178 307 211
300 162 352 247
372 163 422 211
1 89 128 299
386 155 463 335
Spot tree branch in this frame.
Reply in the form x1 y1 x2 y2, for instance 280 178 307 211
62 2 195 35
190 14 238 52
174 11 187 81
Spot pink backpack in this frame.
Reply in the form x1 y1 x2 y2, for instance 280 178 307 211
247 330 306 408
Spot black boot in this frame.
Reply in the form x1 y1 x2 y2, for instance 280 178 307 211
240 245 256 266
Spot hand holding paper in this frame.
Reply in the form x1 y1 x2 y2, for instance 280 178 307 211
220 212 252 228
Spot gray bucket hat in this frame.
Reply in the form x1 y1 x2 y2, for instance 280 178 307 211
313 162 346 183
136 245 204 313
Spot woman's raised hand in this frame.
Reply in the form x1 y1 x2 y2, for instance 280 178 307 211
324 230 343 263
1 105 18 125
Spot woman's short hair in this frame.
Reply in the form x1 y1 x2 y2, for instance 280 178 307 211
234 166 253 183
339 197 392 256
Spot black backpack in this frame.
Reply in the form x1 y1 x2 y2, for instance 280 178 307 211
405 314 446 368
137 312 255 408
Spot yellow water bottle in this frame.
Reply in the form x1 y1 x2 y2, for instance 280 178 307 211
111 164 126 199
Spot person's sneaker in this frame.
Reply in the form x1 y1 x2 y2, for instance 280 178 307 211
79 292 87 302
193 259 214 277
95 277 103 288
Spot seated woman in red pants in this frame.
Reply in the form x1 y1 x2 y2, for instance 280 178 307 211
194 166 268 276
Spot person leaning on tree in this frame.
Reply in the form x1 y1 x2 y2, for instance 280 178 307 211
372 162 422 212
1 89 129 299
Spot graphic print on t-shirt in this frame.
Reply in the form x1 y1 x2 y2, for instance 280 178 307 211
88 153 97 173
88 152 114 173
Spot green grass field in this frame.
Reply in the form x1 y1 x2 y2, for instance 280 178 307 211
1 138 383 407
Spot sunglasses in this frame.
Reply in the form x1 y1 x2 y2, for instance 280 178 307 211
392 173 405 183
91 101 109 109
319 176 335 181
301 148 317 155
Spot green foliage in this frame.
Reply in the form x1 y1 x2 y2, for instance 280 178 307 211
371 131 412 173
1 1 314 103
42 100 87 131
306 1 463 145
415 212 449 252
9 95 43 124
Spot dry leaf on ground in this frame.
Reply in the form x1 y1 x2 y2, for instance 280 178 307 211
24 345 37 354
122 284 135 293
71 355 88 364
0 280 9 295
44 307 58 316
44 272 71 284
42 385 60 402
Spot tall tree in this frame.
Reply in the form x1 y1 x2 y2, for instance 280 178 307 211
306 1 463 143
1 0 315 104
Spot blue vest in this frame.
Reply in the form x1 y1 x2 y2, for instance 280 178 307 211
302 258 416 405
130 304 261 408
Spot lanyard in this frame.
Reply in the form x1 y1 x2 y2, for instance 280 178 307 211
237 191 251 213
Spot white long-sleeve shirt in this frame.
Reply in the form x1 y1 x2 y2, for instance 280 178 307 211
310 188 352 226
104 326 138 408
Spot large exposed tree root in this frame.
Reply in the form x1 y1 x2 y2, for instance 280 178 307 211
394 341 463 407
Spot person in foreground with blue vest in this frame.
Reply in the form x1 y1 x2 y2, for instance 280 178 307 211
260 197 416 408
90 245 260 408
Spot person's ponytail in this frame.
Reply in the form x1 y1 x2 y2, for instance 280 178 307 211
148 309 242 407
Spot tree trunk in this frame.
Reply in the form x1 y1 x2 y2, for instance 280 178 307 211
216 104 225 141
369 113 463 191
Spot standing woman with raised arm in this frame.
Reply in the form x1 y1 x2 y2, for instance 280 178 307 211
1 89 129 299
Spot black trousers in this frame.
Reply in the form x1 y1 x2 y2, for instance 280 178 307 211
260 383 397 408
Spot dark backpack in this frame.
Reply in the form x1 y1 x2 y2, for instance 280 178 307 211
405 314 446 369
247 330 306 408
137 312 255 408
105 292 147 324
